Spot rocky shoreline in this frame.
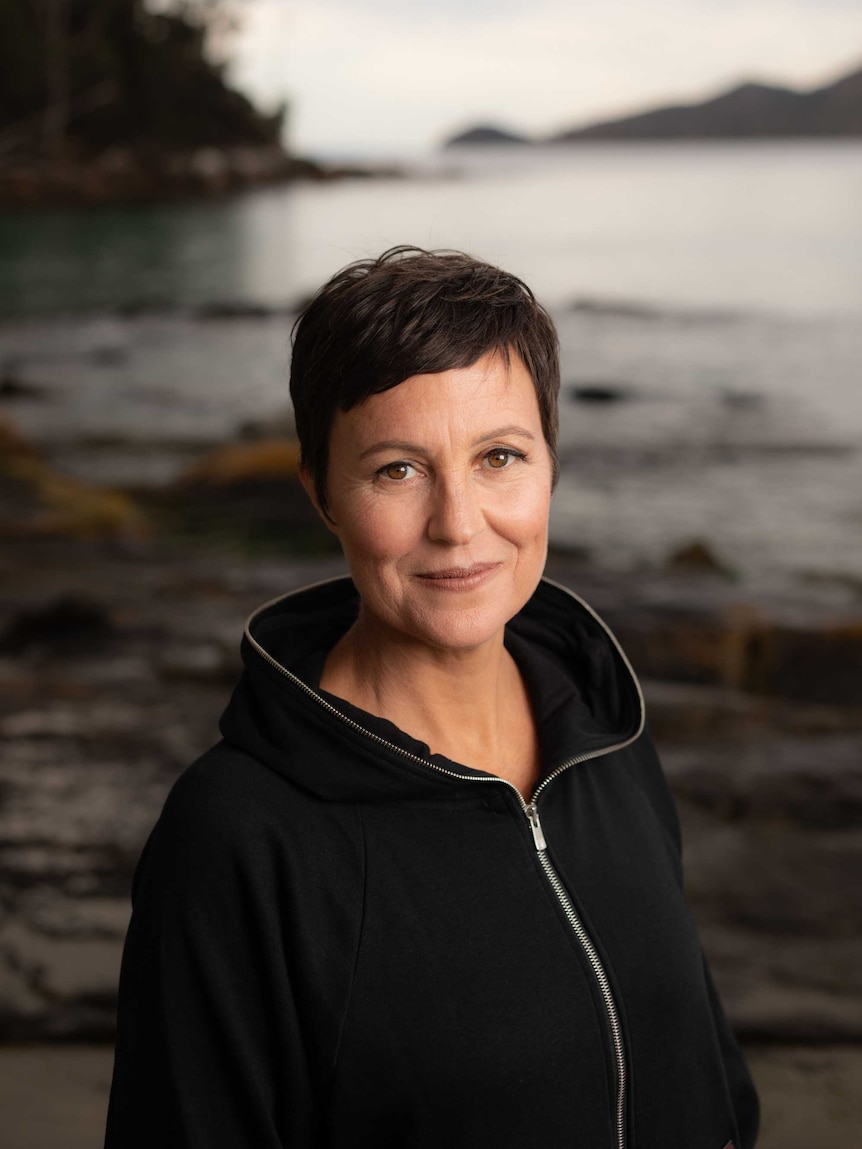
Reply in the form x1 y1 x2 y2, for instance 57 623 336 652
0 146 406 209
1 409 860 1145
0 523 859 1043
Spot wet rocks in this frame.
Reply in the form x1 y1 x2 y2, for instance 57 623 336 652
176 437 300 486
0 597 115 656
0 147 322 208
660 728 862 1041
0 147 403 209
602 599 862 705
193 301 289 321
0 415 148 542
0 539 860 1045
568 382 631 403
665 539 736 579
0 538 348 1039
0 369 50 401
161 436 333 550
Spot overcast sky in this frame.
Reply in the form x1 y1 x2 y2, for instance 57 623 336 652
226 0 862 156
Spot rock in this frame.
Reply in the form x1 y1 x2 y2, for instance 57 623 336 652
665 540 735 579
642 678 773 743
187 147 231 193
89 345 128 367
605 601 763 688
0 370 49 401
744 1045 862 1149
0 921 122 1040
0 415 148 542
237 410 297 440
669 750 862 1043
546 540 592 564
162 436 333 551
730 985 862 1044
21 476 147 541
0 414 41 461
742 618 862 705
1 525 859 1044
157 642 237 684
0 145 347 209
699 918 862 1042
802 569 862 599
193 301 281 320
664 735 862 831
568 382 631 403
177 437 300 486
0 596 115 655
720 389 763 410
0 701 149 739
605 600 862 704
642 678 861 744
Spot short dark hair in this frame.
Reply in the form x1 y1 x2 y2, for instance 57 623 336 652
290 245 560 515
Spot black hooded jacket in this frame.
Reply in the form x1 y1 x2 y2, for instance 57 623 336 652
105 576 759 1149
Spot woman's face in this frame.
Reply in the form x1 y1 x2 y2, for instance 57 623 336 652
310 349 553 654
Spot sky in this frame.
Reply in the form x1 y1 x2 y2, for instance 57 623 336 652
225 0 862 157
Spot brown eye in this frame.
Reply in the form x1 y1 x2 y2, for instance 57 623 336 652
382 462 414 481
486 449 514 469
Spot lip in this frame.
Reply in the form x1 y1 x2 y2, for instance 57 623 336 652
414 562 501 590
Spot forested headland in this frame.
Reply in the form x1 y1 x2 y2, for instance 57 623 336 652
0 0 324 204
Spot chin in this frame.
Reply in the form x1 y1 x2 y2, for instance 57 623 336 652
381 583 538 654
411 612 508 653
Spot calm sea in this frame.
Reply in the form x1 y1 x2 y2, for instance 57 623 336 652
2 142 862 317
1 143 861 591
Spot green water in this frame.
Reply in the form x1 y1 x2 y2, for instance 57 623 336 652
0 194 285 316
2 143 861 319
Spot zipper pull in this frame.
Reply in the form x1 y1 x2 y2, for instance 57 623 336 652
525 802 547 851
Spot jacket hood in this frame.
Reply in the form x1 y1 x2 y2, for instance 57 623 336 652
218 576 644 804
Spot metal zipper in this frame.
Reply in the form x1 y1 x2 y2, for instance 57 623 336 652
526 801 627 1149
244 575 644 1149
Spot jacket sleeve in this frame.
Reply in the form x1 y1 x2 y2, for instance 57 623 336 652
104 763 324 1148
702 954 760 1149
634 730 760 1149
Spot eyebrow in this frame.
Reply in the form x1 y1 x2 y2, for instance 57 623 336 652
358 426 536 460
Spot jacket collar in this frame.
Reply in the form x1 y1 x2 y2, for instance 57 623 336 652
218 576 644 803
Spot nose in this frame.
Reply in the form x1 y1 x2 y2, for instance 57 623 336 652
426 474 483 545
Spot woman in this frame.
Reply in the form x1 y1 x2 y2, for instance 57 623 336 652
105 247 759 1149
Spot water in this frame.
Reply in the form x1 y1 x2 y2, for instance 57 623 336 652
1 143 860 589
2 142 861 318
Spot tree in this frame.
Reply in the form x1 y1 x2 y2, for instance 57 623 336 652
0 0 281 158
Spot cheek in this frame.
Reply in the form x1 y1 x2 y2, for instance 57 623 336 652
496 481 552 541
337 496 420 568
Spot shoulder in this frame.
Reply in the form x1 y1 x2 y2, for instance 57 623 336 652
134 742 364 908
160 740 295 836
618 727 683 855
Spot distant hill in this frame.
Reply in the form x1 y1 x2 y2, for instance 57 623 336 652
443 64 862 147
553 66 862 141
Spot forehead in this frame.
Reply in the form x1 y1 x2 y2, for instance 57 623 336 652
337 351 540 439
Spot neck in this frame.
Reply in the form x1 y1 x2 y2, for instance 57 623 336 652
320 610 541 796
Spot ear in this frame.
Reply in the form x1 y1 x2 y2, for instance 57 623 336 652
299 467 339 533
